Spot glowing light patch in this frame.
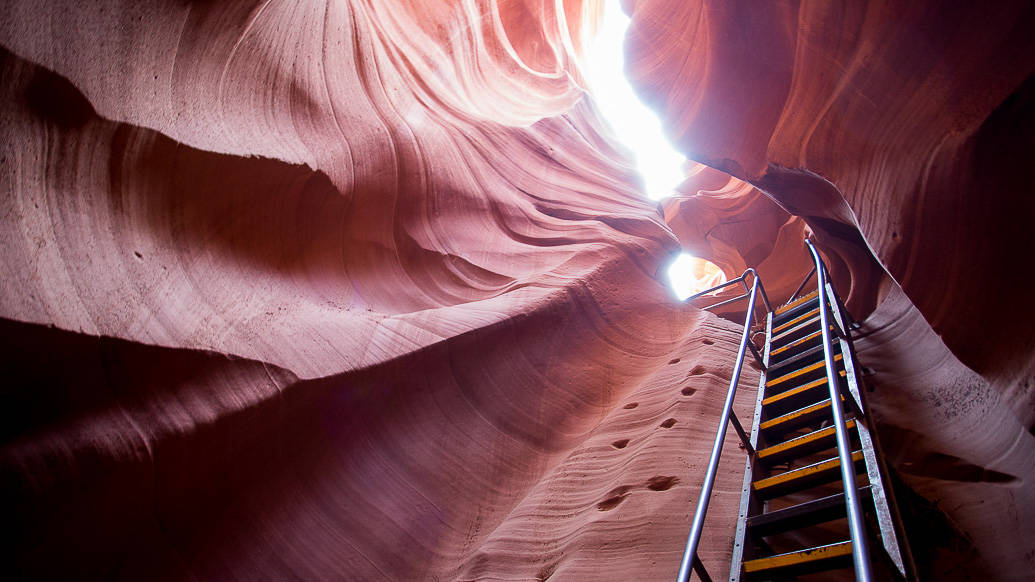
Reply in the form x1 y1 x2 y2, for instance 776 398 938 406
667 253 726 300
584 1 686 200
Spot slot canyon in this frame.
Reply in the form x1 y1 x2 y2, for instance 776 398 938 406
1 1 1033 580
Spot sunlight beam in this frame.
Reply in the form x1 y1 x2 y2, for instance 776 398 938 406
584 1 686 200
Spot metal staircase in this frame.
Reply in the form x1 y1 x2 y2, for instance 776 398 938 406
676 240 915 582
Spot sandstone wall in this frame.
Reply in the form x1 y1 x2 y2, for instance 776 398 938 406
2 1 1033 579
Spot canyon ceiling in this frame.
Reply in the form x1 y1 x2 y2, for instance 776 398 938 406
1 1 1033 580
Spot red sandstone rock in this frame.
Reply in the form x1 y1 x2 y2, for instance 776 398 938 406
662 162 813 309
2 0 1034 580
0 1 694 579
628 0 1035 578
628 0 1035 419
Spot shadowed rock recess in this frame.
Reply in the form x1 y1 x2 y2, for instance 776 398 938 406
1 1 1032 580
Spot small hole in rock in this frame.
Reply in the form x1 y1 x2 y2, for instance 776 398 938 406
597 486 632 511
660 418 677 428
612 439 630 449
668 358 681 365
623 402 638 409
646 475 679 491
133 251 143 259
702 339 714 345
681 386 697 396
689 365 706 376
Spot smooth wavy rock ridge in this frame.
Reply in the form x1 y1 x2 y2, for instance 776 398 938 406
2 1 1033 580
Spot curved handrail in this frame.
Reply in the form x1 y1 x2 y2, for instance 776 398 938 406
677 269 771 582
686 268 772 323
676 246 872 581
805 239 873 581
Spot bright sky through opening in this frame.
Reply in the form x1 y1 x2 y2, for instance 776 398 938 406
667 253 726 300
584 1 686 200
584 2 720 299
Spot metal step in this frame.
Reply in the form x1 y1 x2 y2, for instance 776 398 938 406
757 420 858 466
765 354 844 391
746 487 873 538
771 306 819 336
773 290 819 320
769 328 823 360
759 398 844 439
743 540 854 579
763 371 847 416
753 450 865 500
766 343 832 378
769 314 824 350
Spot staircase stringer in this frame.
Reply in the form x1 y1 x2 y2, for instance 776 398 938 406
677 249 917 582
730 312 773 582
829 287 916 580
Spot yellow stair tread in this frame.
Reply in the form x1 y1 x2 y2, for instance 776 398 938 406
743 541 853 573
772 307 819 334
766 355 843 389
753 450 864 493
769 329 824 358
757 420 857 460
763 370 846 406
760 398 842 431
774 290 819 316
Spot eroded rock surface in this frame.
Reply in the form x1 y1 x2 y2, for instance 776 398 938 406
628 0 1035 578
628 0 1035 422
2 1 1033 580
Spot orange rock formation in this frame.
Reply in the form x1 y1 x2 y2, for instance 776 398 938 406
1 1 1032 579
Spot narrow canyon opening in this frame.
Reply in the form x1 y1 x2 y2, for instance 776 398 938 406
582 1 728 300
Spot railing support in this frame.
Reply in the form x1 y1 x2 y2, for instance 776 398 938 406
805 239 873 582
746 341 767 372
728 411 754 456
692 557 713 582
787 264 816 305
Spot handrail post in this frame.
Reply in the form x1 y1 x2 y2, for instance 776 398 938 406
805 239 873 582
677 277 760 582
787 264 816 305
748 270 772 313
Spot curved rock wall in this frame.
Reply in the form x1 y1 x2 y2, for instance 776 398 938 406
2 0 1034 580
628 0 1035 578
627 0 1035 424
0 1 740 579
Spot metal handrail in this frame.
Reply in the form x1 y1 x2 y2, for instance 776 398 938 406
686 269 772 324
676 245 872 581
805 239 873 581
677 269 771 582
788 252 860 329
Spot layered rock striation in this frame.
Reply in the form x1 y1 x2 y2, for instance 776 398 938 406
629 0 1035 577
2 0 1033 580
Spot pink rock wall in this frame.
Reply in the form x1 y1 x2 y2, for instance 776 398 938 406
627 0 1035 578
0 1 722 579
2 0 1034 580
627 0 1035 422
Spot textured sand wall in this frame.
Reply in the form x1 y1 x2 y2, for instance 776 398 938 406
624 1 1035 578
2 0 1034 579
626 0 1035 423
0 1 729 579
